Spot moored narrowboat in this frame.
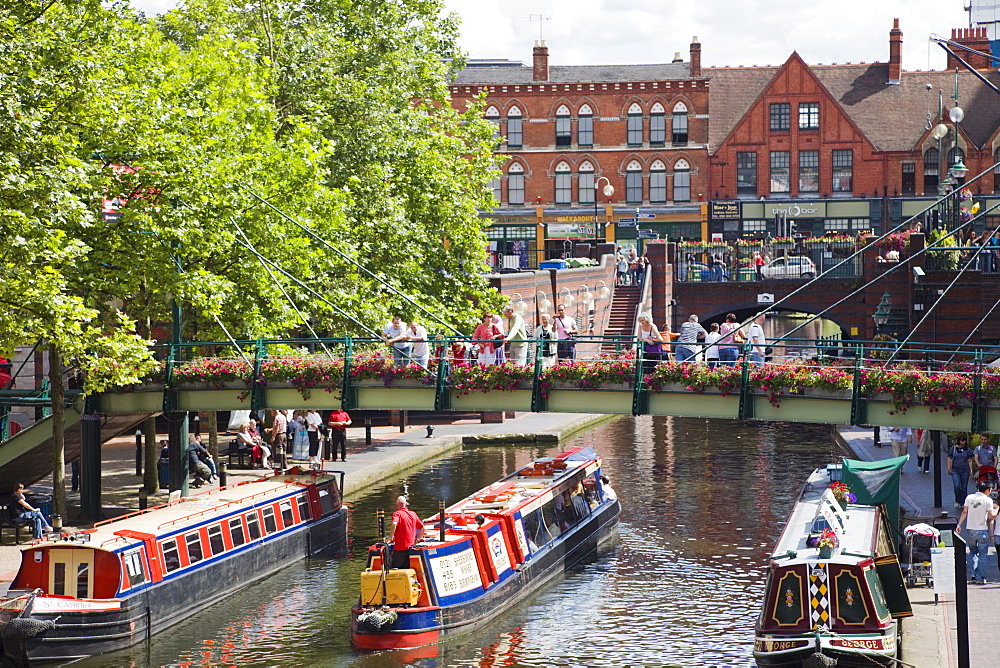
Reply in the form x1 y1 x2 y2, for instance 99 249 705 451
0 468 347 664
351 446 620 650
754 465 911 667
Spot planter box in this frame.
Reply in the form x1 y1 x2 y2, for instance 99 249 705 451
865 401 973 431
99 391 165 414
175 389 249 411
546 389 634 414
353 378 435 389
450 389 533 412
654 382 725 394
264 387 343 410
752 395 853 424
648 391 739 419
548 381 631 391
354 386 436 410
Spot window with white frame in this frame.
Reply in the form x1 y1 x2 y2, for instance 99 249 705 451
770 103 790 131
799 150 819 192
672 159 690 202
554 161 572 204
649 159 666 203
832 149 853 192
770 151 790 193
650 102 665 145
798 102 819 130
824 218 850 231
672 101 689 144
555 104 571 146
744 219 768 232
902 162 915 195
489 174 501 203
737 151 757 195
625 159 643 203
578 161 595 203
485 106 500 139
506 106 522 147
578 104 594 146
923 148 939 193
627 103 643 145
507 162 525 204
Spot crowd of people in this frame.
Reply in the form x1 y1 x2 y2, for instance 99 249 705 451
616 247 648 286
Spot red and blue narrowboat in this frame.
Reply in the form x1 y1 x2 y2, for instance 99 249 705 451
754 465 911 666
351 446 620 650
0 468 347 664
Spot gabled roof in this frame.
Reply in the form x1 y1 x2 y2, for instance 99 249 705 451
452 62 695 86
709 59 1000 153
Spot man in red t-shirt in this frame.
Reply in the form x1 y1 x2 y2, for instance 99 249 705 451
326 409 352 462
390 496 422 569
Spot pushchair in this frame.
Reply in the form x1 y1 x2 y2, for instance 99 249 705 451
901 523 939 587
977 464 998 493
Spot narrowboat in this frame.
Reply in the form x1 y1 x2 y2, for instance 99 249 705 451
0 468 347 664
754 465 911 667
351 446 620 650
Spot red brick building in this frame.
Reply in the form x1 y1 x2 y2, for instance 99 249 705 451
450 39 711 265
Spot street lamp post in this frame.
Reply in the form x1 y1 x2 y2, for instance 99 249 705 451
594 176 615 234
931 71 966 232
872 292 892 337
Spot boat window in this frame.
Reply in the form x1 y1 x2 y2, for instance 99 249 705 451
185 533 204 565
207 524 225 556
297 495 310 522
229 518 246 547
123 549 147 587
279 500 295 528
263 506 277 534
317 485 334 514
569 483 592 520
246 512 262 541
521 508 553 551
53 562 66 596
76 561 90 599
162 540 181 573
540 499 564 539
582 478 600 510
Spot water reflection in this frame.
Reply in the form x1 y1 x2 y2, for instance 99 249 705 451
75 417 839 667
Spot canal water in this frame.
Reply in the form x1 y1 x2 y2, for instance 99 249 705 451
77 417 841 667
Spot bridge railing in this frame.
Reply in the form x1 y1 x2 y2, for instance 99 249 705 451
88 335 1000 430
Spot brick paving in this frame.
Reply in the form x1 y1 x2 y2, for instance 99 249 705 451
839 426 997 668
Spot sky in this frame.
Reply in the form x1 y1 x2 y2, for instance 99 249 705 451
131 0 975 72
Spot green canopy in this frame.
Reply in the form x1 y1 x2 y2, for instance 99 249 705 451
841 455 907 539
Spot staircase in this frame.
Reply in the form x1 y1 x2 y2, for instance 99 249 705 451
603 285 641 352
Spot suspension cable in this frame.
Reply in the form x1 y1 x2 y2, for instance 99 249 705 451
229 217 339 364
240 185 463 336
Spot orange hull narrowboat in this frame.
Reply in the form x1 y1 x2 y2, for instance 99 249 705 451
754 464 912 667
351 446 620 651
0 468 347 664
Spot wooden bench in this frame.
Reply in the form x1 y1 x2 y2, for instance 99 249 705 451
1 500 27 545
226 438 252 469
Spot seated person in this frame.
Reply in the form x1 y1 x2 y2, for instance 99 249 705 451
189 434 216 480
239 421 270 468
187 439 213 487
12 483 52 539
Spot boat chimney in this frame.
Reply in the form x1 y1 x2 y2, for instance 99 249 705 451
438 500 447 542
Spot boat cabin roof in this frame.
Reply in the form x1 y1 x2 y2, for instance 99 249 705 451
25 470 338 554
771 467 879 565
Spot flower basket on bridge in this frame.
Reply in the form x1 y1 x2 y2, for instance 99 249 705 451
448 364 534 411
99 387 165 413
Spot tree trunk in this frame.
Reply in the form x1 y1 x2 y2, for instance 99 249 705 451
48 344 66 519
143 415 159 494
207 412 218 461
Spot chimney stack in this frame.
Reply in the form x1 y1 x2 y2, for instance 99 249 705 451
888 18 902 84
690 36 701 77
532 40 549 82
672 51 682 63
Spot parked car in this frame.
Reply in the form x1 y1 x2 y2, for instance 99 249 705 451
760 256 816 279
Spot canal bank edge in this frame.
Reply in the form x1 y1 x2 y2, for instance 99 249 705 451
342 412 619 501
835 425 948 668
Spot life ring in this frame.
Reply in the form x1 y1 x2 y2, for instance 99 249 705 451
508 486 525 494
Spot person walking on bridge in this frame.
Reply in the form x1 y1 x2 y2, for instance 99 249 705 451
674 315 707 363
503 304 528 366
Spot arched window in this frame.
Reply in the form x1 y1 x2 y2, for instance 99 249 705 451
554 161 572 204
627 103 643 146
649 159 667 203
626 159 643 203
672 159 690 202
507 162 525 205
489 164 501 203
485 106 500 139
650 102 666 145
923 148 939 193
555 104 571 146
672 101 689 145
507 106 523 148
578 104 594 146
578 160 595 204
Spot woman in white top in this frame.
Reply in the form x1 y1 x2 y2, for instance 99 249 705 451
637 313 665 374
534 313 557 368
704 322 722 367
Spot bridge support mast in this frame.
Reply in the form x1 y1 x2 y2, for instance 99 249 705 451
79 396 102 522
